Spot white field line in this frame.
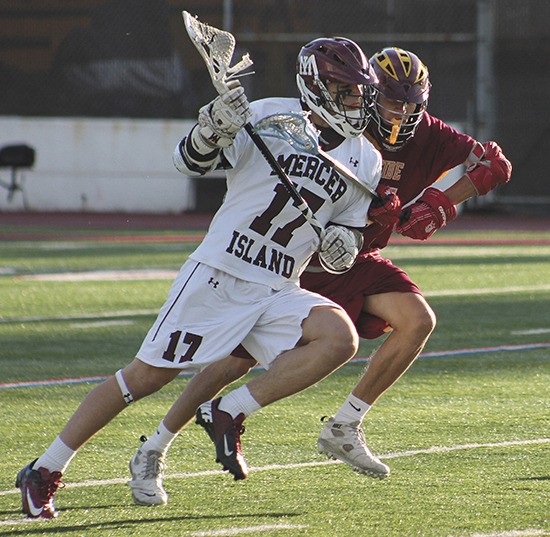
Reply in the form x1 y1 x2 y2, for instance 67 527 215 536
0 309 158 324
0 517 39 527
0 438 547 499
511 328 550 335
11 268 550 295
424 284 550 296
450 530 548 537
188 524 309 536
70 320 135 328
1 283 549 326
19 269 179 281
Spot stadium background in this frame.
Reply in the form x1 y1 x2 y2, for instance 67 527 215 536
0 0 548 213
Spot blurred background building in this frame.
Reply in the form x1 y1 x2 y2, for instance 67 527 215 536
0 0 548 214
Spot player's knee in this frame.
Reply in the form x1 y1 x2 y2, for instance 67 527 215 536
322 312 359 360
303 306 359 362
418 305 436 337
403 303 436 340
118 361 179 402
388 294 436 340
334 332 359 361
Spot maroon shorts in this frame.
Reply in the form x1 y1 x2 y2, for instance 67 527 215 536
232 252 422 359
300 252 422 340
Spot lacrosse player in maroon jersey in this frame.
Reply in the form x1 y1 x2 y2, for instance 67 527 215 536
124 47 511 505
308 47 512 476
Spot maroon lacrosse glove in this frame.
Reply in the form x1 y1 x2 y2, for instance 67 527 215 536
368 185 402 227
466 141 512 196
396 187 457 240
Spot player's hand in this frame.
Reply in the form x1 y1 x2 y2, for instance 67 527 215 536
319 225 362 274
368 185 402 227
396 187 457 240
197 83 251 148
466 141 512 196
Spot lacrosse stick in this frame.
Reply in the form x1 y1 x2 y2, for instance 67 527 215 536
182 11 325 240
255 112 381 200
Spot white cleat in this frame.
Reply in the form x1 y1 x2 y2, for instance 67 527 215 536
128 445 168 506
317 417 390 478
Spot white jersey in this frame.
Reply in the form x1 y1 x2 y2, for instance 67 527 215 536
178 97 382 290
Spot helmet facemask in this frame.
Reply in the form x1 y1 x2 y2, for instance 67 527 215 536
371 88 427 151
297 74 372 138
296 37 377 139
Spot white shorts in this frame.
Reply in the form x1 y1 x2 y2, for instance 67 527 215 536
136 260 342 372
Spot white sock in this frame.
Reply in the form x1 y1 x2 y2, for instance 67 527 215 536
218 385 261 418
141 420 179 455
35 436 76 474
333 394 371 425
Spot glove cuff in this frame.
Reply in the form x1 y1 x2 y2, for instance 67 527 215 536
318 254 352 274
174 125 221 175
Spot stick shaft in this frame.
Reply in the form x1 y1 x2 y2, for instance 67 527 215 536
318 150 380 199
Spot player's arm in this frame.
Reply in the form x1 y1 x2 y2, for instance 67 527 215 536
173 83 251 176
396 141 512 240
318 224 364 274
444 141 512 203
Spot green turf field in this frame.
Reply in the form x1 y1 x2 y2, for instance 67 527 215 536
0 221 548 536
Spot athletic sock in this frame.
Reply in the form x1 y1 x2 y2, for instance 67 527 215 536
140 420 178 455
333 394 371 425
35 436 77 474
218 385 261 418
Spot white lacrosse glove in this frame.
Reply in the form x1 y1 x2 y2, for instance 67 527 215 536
318 225 363 274
196 84 251 148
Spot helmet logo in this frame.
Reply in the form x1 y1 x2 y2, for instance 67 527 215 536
299 55 319 76
375 54 398 81
396 50 413 76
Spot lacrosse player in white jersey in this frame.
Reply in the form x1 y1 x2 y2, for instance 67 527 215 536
16 37 392 517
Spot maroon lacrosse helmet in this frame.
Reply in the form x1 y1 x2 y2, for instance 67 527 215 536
369 47 430 150
296 37 377 138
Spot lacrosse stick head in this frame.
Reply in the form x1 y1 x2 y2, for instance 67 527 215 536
254 112 321 155
183 11 254 94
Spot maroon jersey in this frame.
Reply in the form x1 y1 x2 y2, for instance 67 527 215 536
297 113 478 340
360 112 477 254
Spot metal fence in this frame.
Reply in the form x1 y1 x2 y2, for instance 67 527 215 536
0 0 549 205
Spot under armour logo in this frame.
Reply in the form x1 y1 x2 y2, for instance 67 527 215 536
349 157 359 168
208 277 219 288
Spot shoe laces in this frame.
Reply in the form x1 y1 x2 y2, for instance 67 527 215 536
140 451 166 481
347 423 368 449
326 417 369 450
34 470 64 500
233 418 246 447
